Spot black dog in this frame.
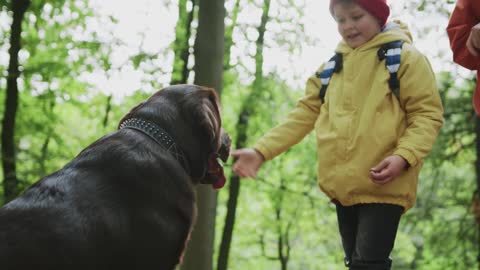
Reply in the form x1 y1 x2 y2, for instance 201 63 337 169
0 85 230 270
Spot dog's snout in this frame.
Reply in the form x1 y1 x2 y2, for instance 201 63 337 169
218 131 231 163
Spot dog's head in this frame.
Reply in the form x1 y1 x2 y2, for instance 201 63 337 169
119 84 231 189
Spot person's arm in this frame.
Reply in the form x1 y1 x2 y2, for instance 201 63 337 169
393 46 444 168
253 72 322 161
447 0 480 70
231 70 323 178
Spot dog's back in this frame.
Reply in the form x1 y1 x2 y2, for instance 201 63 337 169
0 131 195 270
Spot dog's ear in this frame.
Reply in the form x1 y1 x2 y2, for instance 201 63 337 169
182 87 222 152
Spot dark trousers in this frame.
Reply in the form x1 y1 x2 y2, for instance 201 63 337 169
335 202 404 270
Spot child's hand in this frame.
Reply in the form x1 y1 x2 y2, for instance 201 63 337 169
467 22 480 57
369 155 408 185
231 148 265 178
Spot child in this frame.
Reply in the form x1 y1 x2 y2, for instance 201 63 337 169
232 0 444 269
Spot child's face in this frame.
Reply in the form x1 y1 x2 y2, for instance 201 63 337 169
333 2 382 48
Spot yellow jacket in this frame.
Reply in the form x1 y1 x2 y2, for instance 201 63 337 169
254 22 444 211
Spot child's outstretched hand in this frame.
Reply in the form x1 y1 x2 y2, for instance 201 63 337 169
369 155 408 185
231 148 265 178
467 22 480 57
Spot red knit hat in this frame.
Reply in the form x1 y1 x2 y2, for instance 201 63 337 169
330 0 390 27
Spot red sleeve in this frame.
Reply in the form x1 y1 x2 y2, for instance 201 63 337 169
447 0 480 70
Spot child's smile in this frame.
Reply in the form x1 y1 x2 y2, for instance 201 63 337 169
346 32 361 41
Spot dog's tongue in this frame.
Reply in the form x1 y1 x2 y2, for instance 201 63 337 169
208 155 226 189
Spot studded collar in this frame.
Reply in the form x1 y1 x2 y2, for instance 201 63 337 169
119 118 190 174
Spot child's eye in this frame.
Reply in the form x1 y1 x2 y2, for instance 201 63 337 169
353 15 363 20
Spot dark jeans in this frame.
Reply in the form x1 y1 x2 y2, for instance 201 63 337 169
335 202 404 270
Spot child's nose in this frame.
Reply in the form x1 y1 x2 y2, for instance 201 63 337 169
343 19 354 30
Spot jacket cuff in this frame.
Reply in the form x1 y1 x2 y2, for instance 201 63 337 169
394 148 418 167
253 143 273 161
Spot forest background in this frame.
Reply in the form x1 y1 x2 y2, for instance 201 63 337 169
0 0 477 269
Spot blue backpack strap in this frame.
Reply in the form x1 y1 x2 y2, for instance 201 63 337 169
377 40 404 100
315 53 343 103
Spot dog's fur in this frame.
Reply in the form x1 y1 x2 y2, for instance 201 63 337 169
0 85 230 270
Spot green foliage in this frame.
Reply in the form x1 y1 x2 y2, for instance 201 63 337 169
130 52 160 69
0 0 116 199
170 0 194 84
0 1 8 9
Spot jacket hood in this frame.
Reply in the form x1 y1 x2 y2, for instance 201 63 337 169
336 20 413 53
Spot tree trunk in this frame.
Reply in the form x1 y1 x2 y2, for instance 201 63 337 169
2 0 30 204
275 181 291 270
171 0 196 85
223 0 240 71
39 90 55 177
216 172 240 270
180 0 225 269
102 95 112 128
216 2 271 269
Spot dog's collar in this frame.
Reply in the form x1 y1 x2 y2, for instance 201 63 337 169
119 118 190 174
